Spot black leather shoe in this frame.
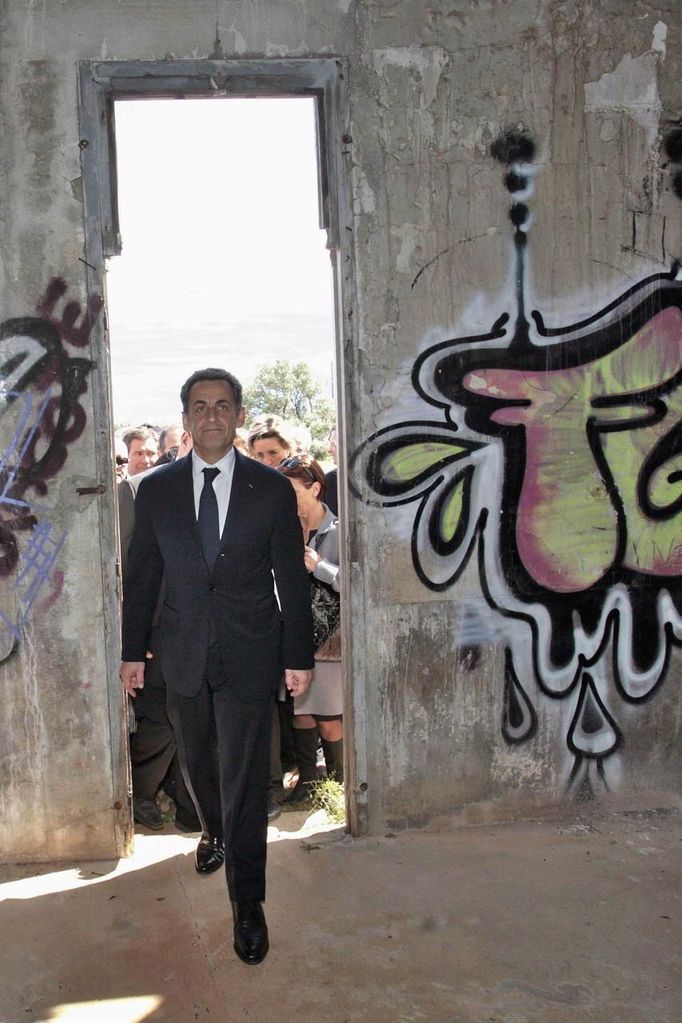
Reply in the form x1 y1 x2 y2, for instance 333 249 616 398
232 900 269 964
195 835 225 875
133 798 164 831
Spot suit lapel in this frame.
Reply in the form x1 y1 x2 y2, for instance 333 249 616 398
174 454 202 550
220 448 254 548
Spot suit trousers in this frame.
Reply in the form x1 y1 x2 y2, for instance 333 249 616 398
167 643 273 903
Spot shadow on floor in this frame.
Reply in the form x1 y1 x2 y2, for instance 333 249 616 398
1 807 681 1023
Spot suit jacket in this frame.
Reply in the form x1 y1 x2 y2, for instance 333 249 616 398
118 477 135 578
119 463 163 575
121 449 315 700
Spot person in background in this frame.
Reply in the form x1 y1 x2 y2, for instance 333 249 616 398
246 418 299 807
123 427 159 476
158 423 183 456
233 427 250 454
279 454 343 801
246 418 301 801
290 422 312 455
118 430 201 834
247 416 296 468
154 423 183 465
324 426 338 517
115 434 129 481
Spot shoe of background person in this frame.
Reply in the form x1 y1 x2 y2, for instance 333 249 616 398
133 798 164 831
195 834 225 875
267 799 282 823
283 779 316 805
232 900 269 965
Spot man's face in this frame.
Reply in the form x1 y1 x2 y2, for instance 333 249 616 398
127 437 158 476
183 379 245 464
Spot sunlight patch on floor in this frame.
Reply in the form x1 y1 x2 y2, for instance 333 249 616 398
0 832 196 899
267 808 345 843
46 996 162 1022
1 815 344 902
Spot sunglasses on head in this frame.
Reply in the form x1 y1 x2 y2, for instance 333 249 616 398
279 456 316 481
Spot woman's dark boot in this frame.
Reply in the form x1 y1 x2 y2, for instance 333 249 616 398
321 738 344 783
285 726 319 803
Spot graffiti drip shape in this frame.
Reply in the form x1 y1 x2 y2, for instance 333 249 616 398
350 132 682 791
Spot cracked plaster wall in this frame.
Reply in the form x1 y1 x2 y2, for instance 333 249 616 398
1 1 681 856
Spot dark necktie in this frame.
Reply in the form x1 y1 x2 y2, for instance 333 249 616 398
198 466 221 570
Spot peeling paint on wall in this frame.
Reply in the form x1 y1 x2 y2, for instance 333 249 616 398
391 222 422 274
584 25 665 149
372 46 450 111
352 165 377 214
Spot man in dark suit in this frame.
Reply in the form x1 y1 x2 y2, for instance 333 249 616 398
120 368 314 965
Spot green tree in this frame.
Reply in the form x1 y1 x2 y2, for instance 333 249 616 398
243 359 335 461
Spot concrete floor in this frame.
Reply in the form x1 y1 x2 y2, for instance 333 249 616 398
1 804 681 1023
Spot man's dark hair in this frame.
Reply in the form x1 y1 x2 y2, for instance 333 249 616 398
122 426 157 451
180 368 243 413
158 424 182 452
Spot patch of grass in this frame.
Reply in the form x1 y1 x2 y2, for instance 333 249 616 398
310 777 346 824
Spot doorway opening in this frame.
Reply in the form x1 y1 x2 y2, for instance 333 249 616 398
107 97 335 433
77 60 361 840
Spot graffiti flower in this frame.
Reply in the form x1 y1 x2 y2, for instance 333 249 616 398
351 265 682 791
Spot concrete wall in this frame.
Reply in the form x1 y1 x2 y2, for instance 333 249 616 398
1 0 681 859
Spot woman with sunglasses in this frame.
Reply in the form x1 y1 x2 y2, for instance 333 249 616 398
278 454 343 801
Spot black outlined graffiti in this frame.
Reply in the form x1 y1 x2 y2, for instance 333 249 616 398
351 131 682 793
0 279 96 661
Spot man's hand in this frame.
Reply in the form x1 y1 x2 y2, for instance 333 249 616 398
284 669 313 697
120 661 146 697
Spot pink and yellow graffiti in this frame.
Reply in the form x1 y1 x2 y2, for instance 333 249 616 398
462 307 682 592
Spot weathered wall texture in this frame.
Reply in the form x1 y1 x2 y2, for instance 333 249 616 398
347 0 682 829
1 0 681 858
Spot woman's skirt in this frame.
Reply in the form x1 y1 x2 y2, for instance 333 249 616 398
293 659 342 716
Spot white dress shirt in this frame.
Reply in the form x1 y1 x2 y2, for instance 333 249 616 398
191 447 236 537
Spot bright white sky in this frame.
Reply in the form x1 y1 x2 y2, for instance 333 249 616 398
106 97 335 427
